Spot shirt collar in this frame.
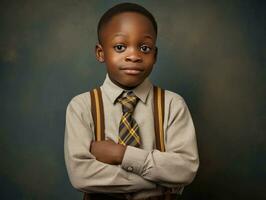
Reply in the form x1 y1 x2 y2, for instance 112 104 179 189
101 74 153 104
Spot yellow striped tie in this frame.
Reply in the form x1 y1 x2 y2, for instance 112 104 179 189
117 92 140 147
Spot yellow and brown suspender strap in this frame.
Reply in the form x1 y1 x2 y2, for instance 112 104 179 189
153 86 165 152
90 88 105 141
153 87 173 200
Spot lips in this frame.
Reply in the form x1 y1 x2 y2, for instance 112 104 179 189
120 66 144 75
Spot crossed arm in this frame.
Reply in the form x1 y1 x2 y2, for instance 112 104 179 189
90 140 126 165
64 95 199 193
64 98 156 193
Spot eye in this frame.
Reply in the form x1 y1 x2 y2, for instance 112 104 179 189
114 44 126 52
140 45 152 53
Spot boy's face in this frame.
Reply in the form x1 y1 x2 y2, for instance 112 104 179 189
96 12 157 89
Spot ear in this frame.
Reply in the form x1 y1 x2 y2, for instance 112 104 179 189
95 44 105 63
154 46 158 63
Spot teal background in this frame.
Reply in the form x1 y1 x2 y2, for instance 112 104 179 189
1 0 265 199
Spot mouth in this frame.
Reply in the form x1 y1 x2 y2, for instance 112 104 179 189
120 66 144 75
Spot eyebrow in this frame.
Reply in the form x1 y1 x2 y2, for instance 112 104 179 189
143 34 153 40
112 32 154 40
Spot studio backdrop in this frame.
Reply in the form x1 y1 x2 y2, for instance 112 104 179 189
1 0 265 199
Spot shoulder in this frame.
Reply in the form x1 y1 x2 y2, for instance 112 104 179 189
163 89 186 105
162 89 192 122
161 89 190 116
71 91 91 103
67 91 91 112
69 91 91 105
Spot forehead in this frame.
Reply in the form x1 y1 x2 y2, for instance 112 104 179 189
100 12 156 43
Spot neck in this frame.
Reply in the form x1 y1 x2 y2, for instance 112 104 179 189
109 77 139 90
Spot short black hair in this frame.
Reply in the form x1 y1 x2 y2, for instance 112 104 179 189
97 2 157 43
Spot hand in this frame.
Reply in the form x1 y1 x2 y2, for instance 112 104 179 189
90 140 126 165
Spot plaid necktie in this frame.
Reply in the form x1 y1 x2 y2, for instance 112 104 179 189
117 92 140 147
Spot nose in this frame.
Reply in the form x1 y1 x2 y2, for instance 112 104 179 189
125 48 142 63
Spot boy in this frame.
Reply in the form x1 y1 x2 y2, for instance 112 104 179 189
64 3 199 200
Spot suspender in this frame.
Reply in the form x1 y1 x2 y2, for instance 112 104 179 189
89 86 165 151
90 88 105 141
153 86 165 152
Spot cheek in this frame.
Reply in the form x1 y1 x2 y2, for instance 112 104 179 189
145 54 156 65
105 51 123 66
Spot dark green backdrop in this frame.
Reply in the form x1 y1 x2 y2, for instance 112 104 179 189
1 0 265 199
